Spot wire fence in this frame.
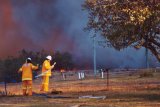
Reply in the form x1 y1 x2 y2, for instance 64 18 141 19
0 68 160 96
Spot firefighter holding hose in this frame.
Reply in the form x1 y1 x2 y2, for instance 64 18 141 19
40 55 55 92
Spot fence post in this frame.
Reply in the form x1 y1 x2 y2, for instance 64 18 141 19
81 71 85 79
100 69 104 79
62 73 66 80
78 71 85 80
4 77 7 95
107 69 109 90
101 71 104 79
78 72 81 80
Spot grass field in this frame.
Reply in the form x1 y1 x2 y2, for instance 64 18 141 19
0 69 160 107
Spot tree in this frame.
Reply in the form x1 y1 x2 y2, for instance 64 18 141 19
83 0 160 61
0 57 22 83
0 50 75 82
53 51 74 70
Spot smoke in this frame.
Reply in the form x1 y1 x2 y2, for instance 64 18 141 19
0 0 157 68
0 1 39 57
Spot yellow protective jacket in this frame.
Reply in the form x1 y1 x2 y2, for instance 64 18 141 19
42 60 52 76
19 63 38 81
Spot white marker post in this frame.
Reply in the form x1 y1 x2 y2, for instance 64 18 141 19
78 71 85 80
62 73 66 80
81 71 85 79
101 70 104 79
78 72 81 80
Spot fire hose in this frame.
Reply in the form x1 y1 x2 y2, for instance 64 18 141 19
35 62 56 78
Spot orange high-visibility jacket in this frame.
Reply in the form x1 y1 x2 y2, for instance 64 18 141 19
19 63 38 81
42 60 52 76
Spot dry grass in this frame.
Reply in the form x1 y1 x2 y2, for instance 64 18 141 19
0 70 160 107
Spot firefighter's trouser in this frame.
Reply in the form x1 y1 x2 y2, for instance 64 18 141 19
22 80 32 96
41 76 50 92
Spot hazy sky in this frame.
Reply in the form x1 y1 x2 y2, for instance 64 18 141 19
0 0 158 68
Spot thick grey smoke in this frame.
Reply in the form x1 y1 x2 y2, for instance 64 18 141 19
0 0 158 68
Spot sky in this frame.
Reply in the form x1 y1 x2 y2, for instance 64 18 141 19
0 0 158 68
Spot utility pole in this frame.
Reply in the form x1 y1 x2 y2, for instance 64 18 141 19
93 35 97 76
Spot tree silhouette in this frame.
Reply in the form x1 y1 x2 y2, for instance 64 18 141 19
0 50 75 82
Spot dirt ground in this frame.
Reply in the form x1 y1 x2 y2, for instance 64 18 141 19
0 70 160 107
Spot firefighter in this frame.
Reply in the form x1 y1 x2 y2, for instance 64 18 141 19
18 58 39 96
40 55 55 92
